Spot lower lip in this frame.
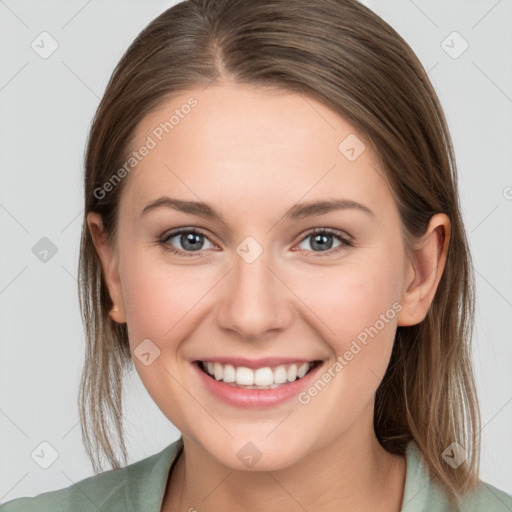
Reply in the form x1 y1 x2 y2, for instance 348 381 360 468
192 361 323 409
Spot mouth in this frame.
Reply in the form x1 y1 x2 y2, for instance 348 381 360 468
194 359 323 390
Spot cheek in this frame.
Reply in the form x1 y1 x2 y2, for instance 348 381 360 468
305 257 401 334
120 249 218 349
284 257 403 437
295 253 403 378
118 252 214 417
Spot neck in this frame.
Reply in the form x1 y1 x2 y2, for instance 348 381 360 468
162 411 406 512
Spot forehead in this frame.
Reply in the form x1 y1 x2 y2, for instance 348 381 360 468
122 83 394 221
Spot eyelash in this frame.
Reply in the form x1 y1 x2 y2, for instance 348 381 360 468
157 227 353 258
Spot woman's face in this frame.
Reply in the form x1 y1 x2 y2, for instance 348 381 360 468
91 82 419 470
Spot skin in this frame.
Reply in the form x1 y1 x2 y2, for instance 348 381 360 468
88 82 450 512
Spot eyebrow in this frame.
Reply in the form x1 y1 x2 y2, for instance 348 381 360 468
139 196 375 221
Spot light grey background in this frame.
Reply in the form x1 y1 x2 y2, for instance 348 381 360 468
1 0 511 502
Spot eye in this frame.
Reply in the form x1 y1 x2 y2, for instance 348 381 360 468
158 227 352 258
158 228 216 257
295 228 352 257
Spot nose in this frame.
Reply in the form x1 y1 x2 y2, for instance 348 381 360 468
215 246 295 341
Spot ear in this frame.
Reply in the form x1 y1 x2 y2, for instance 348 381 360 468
396 213 451 326
87 212 127 324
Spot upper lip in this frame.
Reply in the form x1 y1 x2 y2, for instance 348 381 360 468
194 357 320 369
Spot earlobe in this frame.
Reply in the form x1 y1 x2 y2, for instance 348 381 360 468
109 304 120 322
396 213 451 327
86 212 127 324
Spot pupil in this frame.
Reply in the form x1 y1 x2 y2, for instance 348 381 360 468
312 234 332 251
182 232 202 251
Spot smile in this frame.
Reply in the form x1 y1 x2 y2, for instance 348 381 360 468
198 360 321 389
192 358 325 408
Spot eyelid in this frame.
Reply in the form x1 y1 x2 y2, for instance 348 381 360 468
160 226 212 241
299 227 353 244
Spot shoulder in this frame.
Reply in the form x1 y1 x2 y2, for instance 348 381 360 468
402 440 512 512
0 437 184 512
429 479 512 511
457 481 512 511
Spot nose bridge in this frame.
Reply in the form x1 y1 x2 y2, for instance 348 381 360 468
216 236 292 339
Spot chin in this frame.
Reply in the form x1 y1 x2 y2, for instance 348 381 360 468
200 434 309 472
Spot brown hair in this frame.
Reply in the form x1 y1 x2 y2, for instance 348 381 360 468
78 0 480 506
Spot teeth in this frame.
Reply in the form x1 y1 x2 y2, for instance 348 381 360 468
274 365 288 384
200 360 315 387
254 367 274 386
287 364 297 382
297 362 310 378
223 364 236 383
236 366 254 385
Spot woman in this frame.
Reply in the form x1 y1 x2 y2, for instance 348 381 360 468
2 0 511 511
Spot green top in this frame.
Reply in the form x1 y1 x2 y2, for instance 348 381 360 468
1 437 511 511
